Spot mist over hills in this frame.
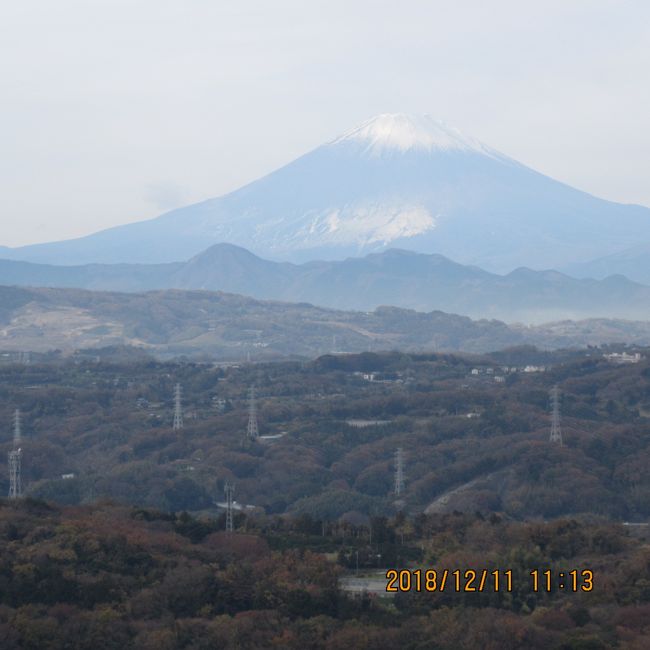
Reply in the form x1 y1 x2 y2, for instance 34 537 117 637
2 244 650 323
3 114 650 273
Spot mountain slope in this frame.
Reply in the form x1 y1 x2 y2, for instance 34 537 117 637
3 114 650 271
3 244 650 323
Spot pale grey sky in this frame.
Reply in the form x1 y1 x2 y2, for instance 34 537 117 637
1 0 649 247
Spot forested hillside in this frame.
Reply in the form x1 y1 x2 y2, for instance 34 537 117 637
1 500 649 649
2 347 650 521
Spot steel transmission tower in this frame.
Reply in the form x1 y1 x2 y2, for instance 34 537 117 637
13 409 21 443
8 409 22 499
172 383 184 430
224 481 235 533
549 385 563 445
246 386 259 440
394 448 405 497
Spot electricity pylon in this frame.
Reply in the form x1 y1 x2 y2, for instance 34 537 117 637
173 383 184 430
246 386 259 440
8 409 22 499
225 481 235 533
394 447 405 497
550 385 563 445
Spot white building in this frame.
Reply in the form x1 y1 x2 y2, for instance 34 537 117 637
604 352 643 364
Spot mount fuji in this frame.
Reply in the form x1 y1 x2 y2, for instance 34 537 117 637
4 113 650 271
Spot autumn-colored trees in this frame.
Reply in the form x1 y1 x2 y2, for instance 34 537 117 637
4 350 650 521
1 501 649 648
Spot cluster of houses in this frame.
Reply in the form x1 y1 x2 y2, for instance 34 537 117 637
603 352 644 364
354 371 401 383
469 365 546 383
354 364 549 386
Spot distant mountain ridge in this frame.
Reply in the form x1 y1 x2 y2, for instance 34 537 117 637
2 113 650 272
563 243 650 285
2 244 650 323
2 284 650 358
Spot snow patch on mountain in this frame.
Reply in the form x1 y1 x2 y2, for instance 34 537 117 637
292 204 437 246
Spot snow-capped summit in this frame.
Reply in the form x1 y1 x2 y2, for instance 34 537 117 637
330 113 496 157
3 113 650 273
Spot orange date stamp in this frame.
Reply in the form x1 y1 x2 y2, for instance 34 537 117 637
386 569 593 593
